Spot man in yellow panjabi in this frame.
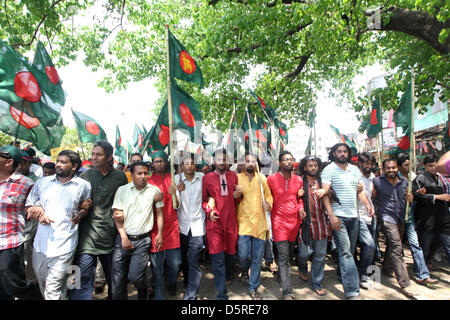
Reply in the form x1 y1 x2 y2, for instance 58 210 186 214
233 153 273 300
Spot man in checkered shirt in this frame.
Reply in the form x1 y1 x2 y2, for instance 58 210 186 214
0 145 42 300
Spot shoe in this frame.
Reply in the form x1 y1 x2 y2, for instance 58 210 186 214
360 281 370 290
249 290 262 300
168 285 176 296
417 277 439 285
137 288 147 300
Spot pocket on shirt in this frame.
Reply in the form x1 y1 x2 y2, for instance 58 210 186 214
2 191 21 204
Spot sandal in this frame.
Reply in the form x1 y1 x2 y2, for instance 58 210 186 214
250 290 262 300
269 262 279 273
240 273 249 285
283 294 295 300
400 287 416 298
299 273 308 282
314 288 326 296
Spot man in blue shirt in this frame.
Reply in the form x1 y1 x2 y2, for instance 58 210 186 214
373 158 415 298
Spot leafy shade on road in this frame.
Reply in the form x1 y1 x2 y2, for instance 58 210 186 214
1 0 448 130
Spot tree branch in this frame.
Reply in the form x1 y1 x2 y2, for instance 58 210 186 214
285 53 312 80
10 0 65 49
365 7 449 55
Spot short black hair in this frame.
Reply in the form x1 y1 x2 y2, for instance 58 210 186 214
93 140 113 158
382 158 398 168
58 150 82 172
328 143 352 162
396 153 409 167
43 162 55 170
299 156 322 176
130 161 150 174
130 153 143 161
423 155 437 165
181 153 195 165
279 150 293 162
213 148 227 158
357 152 375 164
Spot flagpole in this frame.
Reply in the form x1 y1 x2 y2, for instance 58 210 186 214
71 109 87 160
405 69 415 221
166 25 177 208
245 106 272 239
313 103 317 157
379 95 385 162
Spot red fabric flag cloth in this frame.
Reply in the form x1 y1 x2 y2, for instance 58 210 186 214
202 171 238 255
148 173 180 252
267 172 304 242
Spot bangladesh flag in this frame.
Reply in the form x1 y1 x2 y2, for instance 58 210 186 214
367 97 382 138
133 124 144 153
241 105 259 153
168 28 204 88
387 129 412 155
305 131 312 156
0 40 65 127
330 124 357 154
114 125 127 164
72 109 107 143
249 89 288 147
0 99 65 155
307 104 316 128
359 115 370 133
393 81 413 132
143 82 202 155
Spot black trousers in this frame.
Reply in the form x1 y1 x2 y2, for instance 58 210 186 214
0 244 42 300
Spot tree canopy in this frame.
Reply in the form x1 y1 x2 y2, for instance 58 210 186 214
1 0 448 131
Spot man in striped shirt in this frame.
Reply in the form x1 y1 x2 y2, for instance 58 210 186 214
317 143 374 300
297 156 336 297
0 145 42 300
26 150 91 300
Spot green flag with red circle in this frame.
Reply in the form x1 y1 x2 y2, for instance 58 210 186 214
71 109 107 143
168 29 204 88
143 82 202 156
367 97 382 138
0 40 65 127
114 125 127 164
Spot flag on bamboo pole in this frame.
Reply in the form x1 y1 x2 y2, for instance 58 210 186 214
393 81 413 132
367 97 382 138
143 82 202 156
0 100 65 155
387 129 412 155
133 124 144 153
71 109 107 143
168 29 204 88
0 40 66 127
241 105 258 153
330 124 357 153
305 131 312 155
114 125 127 164
307 104 316 128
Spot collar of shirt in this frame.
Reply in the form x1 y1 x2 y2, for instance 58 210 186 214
181 172 201 183
1 173 22 182
129 182 149 192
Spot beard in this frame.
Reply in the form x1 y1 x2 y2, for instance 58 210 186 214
386 172 397 178
56 169 72 178
336 156 348 164
246 166 254 173
306 170 317 177
363 167 372 175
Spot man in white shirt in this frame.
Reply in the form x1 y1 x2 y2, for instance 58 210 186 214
356 152 376 289
175 154 205 300
111 161 164 300
25 150 92 300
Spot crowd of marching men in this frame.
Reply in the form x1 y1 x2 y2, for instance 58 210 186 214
1 140 449 300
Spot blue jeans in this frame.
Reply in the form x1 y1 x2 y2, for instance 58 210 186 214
69 253 112 300
210 252 234 300
333 217 360 298
404 222 430 280
264 238 274 263
149 248 181 300
367 217 381 260
111 235 150 300
297 239 328 290
238 235 265 293
180 231 204 300
358 220 375 281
